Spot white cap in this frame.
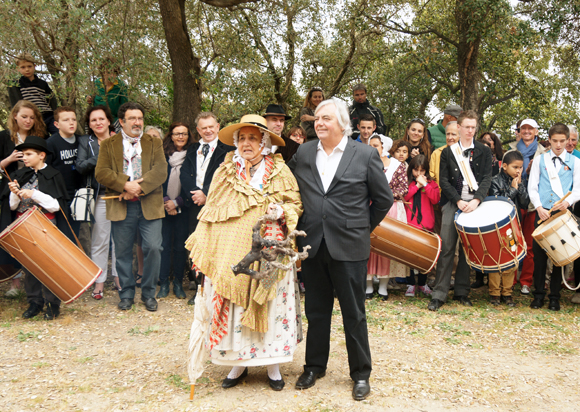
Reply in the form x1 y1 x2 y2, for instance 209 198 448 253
520 119 539 129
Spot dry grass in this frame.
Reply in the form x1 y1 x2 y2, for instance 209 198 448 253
1 279 580 411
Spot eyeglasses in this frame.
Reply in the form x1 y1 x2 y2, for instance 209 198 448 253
410 118 425 125
172 132 188 137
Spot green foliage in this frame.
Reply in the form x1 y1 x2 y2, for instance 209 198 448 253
0 0 579 139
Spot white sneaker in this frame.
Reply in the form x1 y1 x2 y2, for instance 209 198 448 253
419 285 433 295
521 285 531 295
5 288 19 297
405 285 416 297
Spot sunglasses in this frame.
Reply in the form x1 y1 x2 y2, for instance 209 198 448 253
410 118 425 125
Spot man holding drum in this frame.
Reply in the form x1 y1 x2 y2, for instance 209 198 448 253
428 110 492 311
528 123 580 311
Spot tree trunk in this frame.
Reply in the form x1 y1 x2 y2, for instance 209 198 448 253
455 0 481 113
159 0 201 129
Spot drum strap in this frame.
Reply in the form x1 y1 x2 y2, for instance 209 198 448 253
59 206 84 252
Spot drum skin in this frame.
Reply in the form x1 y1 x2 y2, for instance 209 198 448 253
455 196 526 273
532 209 580 267
0 207 101 303
370 216 441 273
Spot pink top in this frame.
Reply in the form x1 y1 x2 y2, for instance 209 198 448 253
404 180 440 230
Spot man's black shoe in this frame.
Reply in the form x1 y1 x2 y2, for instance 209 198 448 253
222 367 248 388
118 298 134 310
428 298 444 311
548 298 560 311
352 379 371 401
142 297 158 312
295 370 325 389
44 302 60 320
452 295 473 306
530 298 544 309
268 377 285 391
23 303 43 319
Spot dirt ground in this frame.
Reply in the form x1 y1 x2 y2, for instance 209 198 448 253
1 278 580 412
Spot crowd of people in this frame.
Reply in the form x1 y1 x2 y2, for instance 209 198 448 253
3 52 580 401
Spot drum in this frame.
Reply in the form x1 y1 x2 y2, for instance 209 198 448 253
455 196 526 273
532 209 580 267
370 216 441 273
0 207 102 303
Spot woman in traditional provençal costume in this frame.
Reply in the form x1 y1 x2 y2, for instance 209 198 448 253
185 115 303 391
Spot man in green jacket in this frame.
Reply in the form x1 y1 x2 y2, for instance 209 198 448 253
95 102 168 312
428 104 462 149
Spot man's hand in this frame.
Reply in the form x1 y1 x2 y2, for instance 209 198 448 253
118 192 136 201
164 200 177 213
124 178 143 197
168 209 177 216
536 206 550 221
552 200 570 212
457 198 480 213
191 190 206 206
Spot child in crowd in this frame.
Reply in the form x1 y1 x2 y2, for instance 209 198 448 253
404 155 440 297
46 106 82 238
488 150 529 306
528 123 580 311
8 53 58 134
366 139 411 300
5 136 71 320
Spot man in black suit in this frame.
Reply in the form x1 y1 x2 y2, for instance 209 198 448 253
428 110 492 311
287 98 393 401
180 112 234 303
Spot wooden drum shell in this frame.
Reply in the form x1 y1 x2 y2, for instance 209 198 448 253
0 207 101 303
370 216 442 274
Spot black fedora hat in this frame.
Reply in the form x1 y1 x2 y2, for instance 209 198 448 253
263 104 292 120
15 135 49 154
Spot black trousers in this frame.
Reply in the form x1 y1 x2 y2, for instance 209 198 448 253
532 218 563 300
302 239 371 381
24 270 60 306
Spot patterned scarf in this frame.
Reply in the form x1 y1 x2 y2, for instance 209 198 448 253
122 129 143 180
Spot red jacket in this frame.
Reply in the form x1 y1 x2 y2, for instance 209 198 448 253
404 180 440 230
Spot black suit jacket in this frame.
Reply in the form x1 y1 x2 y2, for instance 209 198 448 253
287 138 393 261
439 140 493 206
180 140 234 209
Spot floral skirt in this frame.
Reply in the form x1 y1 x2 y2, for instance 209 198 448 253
205 266 299 367
367 200 410 279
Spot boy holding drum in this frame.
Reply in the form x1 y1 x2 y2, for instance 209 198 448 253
4 136 71 320
488 151 530 306
528 123 580 311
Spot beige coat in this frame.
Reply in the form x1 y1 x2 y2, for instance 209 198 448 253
95 133 168 221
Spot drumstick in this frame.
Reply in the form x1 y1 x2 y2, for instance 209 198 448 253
537 191 572 224
101 194 144 200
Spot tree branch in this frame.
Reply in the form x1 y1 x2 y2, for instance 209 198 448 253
201 0 258 7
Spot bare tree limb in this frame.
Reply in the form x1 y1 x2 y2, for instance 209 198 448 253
201 0 258 7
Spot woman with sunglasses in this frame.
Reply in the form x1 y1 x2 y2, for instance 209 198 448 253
403 118 432 163
157 123 195 299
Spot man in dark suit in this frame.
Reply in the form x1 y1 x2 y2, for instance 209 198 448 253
287 98 393 401
428 110 492 311
180 112 234 303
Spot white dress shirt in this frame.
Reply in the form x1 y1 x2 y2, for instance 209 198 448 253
528 150 580 209
316 135 348 192
196 138 219 189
